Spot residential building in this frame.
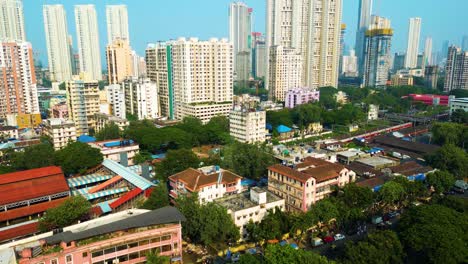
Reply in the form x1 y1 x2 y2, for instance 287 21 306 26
449 97 468 114
14 207 184 264
75 5 102 80
171 38 233 123
230 105 266 143
285 87 320 109
145 43 174 119
106 39 133 84
392 52 406 72
336 149 369 165
106 4 129 44
251 32 266 78
424 65 439 89
95 113 129 132
0 0 25 41
236 51 251 83
404 17 422 69
131 50 146 78
217 187 285 240
444 46 468 92
266 0 342 89
391 73 414 86
89 139 139 166
66 78 100 135
342 49 359 77
268 157 356 212
168 165 243 204
229 2 252 82
268 46 302 102
51 102 68 118
362 16 393 87
335 91 348 104
43 5 72 82
43 118 77 149
123 77 159 120
0 166 70 242
339 24 346 75
355 0 373 75
423 37 433 67
13 113 41 128
233 94 260 109
0 41 39 116
106 84 126 119
367 104 379 120
0 125 17 139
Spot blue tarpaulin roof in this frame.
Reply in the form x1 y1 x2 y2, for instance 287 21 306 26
77 135 96 143
151 153 166 159
241 179 257 186
277 125 292 133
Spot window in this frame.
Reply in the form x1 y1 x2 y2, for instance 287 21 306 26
161 244 172 252
104 247 116 255
116 244 127 251
82 252 88 258
128 242 138 248
65 254 73 264
161 235 171 241
91 251 103 258
139 240 149 246
51 259 58 264
129 252 139 260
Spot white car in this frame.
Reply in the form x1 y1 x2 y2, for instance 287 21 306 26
334 234 345 241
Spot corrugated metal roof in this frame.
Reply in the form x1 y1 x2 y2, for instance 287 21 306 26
83 187 129 201
0 166 63 185
44 207 186 244
67 174 113 188
102 159 154 190
0 197 68 222
109 188 142 209
0 221 39 242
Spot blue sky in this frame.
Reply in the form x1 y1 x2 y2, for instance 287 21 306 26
24 0 468 66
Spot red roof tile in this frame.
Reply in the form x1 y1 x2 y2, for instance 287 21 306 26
168 168 242 192
0 221 39 242
110 188 142 209
0 167 69 205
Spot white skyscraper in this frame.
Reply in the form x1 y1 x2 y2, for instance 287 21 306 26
106 5 130 44
424 37 433 66
0 0 25 41
43 5 72 82
266 0 343 90
355 0 373 74
75 5 102 80
404 17 421 69
229 2 252 82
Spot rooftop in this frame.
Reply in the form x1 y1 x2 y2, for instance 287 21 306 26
269 157 346 183
336 148 367 158
169 166 242 192
370 136 439 156
0 167 69 206
44 206 185 244
216 189 282 212
390 161 434 176
356 156 397 168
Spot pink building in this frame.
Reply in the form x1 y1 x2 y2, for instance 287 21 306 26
268 157 356 212
17 207 185 264
285 87 320 108
52 103 69 119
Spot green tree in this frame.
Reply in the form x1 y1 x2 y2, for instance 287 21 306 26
266 109 294 128
398 204 468 264
95 123 121 141
379 181 405 206
342 230 404 264
426 144 468 178
38 196 91 231
337 184 374 210
10 143 55 170
292 103 322 130
145 251 170 264
238 254 261 264
222 142 275 180
133 151 153 164
451 109 468 124
141 183 169 210
431 122 465 147
54 142 103 175
155 149 199 179
426 171 456 193
434 195 468 214
264 244 333 264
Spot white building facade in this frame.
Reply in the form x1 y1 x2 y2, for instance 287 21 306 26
43 118 77 150
75 5 102 80
268 46 302 102
229 2 252 82
123 77 159 120
404 17 422 69
230 107 266 143
106 5 129 44
106 84 126 119
43 5 72 82
0 0 25 41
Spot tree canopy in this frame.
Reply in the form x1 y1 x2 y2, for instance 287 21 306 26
426 144 468 178
426 171 456 193
9 143 55 170
431 122 467 148
95 123 121 141
141 183 169 210
39 196 91 231
264 244 333 264
154 149 200 179
55 142 103 175
222 142 275 180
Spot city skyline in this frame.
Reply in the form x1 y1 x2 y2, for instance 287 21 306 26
23 0 468 67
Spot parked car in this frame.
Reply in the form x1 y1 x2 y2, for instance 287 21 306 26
334 234 345 241
323 236 335 243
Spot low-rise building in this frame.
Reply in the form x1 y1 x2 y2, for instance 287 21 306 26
230 106 266 143
336 149 370 165
449 97 468 114
0 167 70 243
6 114 42 129
367 104 379 120
88 139 139 166
216 187 285 240
168 166 243 204
0 126 19 140
51 102 68 119
95 113 129 132
42 118 77 150
268 157 356 212
14 207 185 264
391 74 414 86
285 87 320 108
355 156 399 169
